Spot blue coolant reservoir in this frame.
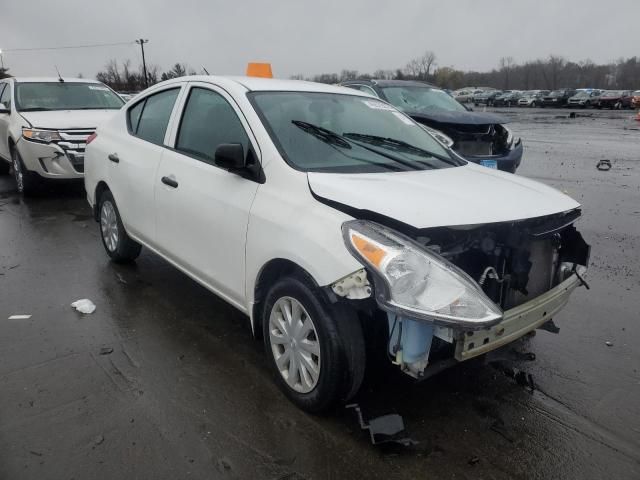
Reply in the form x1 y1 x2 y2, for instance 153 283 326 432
387 314 434 364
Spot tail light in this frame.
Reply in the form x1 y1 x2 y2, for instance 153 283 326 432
86 132 97 145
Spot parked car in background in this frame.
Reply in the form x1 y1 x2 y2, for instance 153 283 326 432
517 90 549 107
597 90 634 109
474 90 502 106
567 90 601 108
493 91 523 107
85 75 589 412
541 89 577 107
632 90 640 109
453 89 484 104
0 77 124 194
341 80 523 172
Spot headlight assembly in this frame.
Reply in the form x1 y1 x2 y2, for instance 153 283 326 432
420 125 454 148
342 220 503 328
22 128 62 143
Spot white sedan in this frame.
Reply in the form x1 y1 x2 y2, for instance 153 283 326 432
84 76 590 412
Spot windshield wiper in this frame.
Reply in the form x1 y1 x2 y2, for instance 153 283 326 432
19 107 54 112
291 120 404 172
292 120 352 149
343 133 457 166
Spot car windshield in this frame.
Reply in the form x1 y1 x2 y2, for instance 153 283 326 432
633 91 640 96
549 91 565 97
249 91 462 174
15 82 124 111
574 92 590 98
380 86 467 113
602 91 622 97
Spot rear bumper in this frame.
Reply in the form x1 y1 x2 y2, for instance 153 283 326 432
461 141 523 173
16 138 84 179
455 272 582 361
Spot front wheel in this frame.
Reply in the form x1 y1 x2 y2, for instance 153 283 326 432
98 190 142 263
12 148 40 195
262 276 365 413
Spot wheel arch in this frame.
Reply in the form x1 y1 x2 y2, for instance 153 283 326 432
93 181 111 221
251 258 321 338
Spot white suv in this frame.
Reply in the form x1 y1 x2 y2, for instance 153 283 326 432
84 76 590 412
0 77 124 194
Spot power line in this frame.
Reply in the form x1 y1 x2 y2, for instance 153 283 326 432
2 41 136 53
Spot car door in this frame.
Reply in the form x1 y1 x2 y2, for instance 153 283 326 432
154 83 261 305
108 85 183 245
0 81 12 161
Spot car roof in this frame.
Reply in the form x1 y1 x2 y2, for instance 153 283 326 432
156 75 368 95
11 77 103 84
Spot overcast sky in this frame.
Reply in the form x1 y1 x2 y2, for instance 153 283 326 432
2 0 638 79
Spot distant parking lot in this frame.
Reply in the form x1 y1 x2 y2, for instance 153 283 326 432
1 106 639 480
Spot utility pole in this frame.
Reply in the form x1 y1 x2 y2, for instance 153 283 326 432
135 39 149 88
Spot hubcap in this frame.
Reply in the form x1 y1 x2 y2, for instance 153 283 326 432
12 152 23 193
269 296 321 393
100 201 119 252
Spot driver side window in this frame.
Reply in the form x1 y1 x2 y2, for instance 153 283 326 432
175 87 250 164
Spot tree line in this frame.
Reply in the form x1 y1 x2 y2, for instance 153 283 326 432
20 52 636 92
296 51 640 91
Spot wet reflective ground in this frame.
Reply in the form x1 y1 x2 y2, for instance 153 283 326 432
1 108 639 479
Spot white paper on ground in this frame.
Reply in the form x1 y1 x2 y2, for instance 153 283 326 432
71 299 96 314
8 314 32 320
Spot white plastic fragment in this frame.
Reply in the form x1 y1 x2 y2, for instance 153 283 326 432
71 299 96 314
8 314 32 320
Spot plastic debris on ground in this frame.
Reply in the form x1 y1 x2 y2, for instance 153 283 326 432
71 299 96 314
346 404 417 447
8 314 32 320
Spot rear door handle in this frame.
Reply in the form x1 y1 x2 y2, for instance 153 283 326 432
161 176 178 188
108 153 119 163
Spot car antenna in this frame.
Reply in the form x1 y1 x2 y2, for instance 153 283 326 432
55 65 64 82
202 66 210 75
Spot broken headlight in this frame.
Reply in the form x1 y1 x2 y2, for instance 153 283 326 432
343 220 503 328
420 125 454 148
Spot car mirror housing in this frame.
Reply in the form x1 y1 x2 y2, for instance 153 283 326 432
0 106 10 114
214 143 246 170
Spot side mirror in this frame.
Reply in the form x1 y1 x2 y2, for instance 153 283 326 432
214 143 246 170
0 105 9 114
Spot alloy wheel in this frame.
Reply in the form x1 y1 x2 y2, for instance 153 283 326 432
100 201 119 252
268 296 321 393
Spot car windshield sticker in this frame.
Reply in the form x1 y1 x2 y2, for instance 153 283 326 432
88 86 109 91
362 99 395 111
392 111 415 125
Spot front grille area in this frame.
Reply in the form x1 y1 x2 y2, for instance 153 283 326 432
53 129 95 173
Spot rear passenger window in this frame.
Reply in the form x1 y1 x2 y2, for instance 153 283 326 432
175 87 249 163
128 88 179 145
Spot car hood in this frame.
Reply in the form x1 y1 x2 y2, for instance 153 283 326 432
19 110 119 129
406 110 508 126
308 164 580 229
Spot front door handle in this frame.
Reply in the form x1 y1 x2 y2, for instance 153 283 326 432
161 176 178 188
108 153 119 163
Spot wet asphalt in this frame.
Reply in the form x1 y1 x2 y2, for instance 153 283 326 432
0 107 639 480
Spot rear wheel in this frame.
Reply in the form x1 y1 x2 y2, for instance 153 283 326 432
98 190 142 263
12 148 40 195
262 276 365 413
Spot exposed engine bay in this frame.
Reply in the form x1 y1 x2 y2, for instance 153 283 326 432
332 209 590 380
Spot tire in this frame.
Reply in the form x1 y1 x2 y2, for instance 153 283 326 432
262 275 365 413
11 148 40 195
0 160 9 175
98 189 142 263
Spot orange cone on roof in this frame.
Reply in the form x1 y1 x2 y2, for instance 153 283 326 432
246 63 273 78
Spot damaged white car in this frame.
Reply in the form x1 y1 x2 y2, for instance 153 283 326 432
84 77 590 412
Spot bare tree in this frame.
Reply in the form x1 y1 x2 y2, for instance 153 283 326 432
499 56 516 89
